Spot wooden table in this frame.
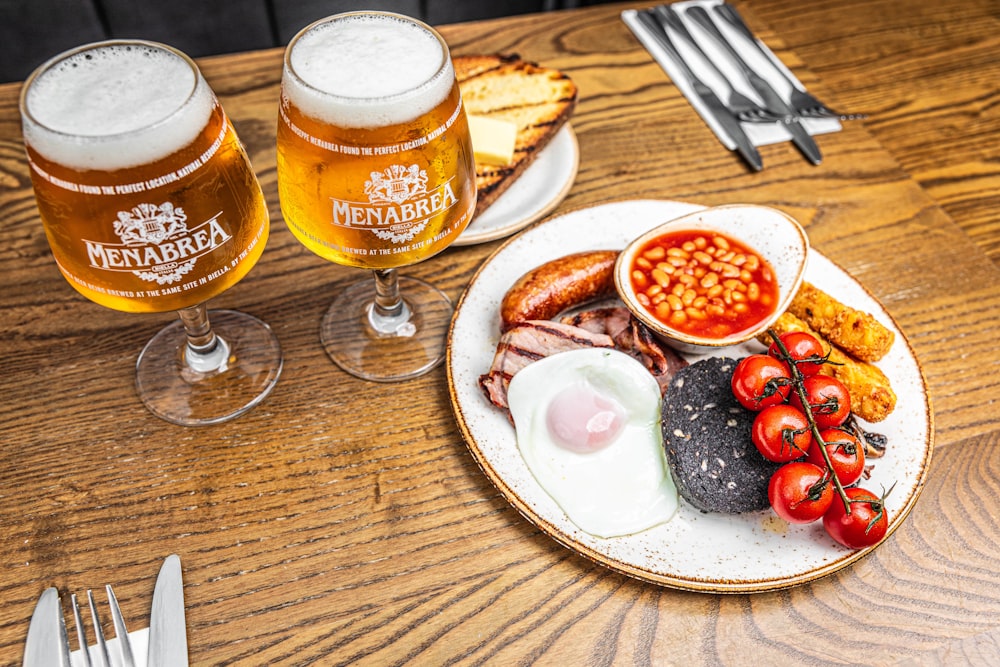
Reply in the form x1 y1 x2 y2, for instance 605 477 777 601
2 1 998 663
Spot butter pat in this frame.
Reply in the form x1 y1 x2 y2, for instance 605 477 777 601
468 114 518 166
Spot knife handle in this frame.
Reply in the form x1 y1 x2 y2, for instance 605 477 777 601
653 5 692 43
714 4 806 94
654 6 736 93
685 6 753 79
714 3 757 45
635 10 700 85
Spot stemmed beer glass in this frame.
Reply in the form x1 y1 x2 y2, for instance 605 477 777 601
276 12 477 381
20 40 282 425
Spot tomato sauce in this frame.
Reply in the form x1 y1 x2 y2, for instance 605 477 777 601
628 230 778 338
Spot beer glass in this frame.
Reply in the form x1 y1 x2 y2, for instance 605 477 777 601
277 12 477 381
20 40 282 426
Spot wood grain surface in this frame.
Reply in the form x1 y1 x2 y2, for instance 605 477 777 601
1 1 999 665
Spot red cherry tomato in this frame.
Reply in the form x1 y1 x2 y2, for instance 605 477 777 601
768 462 834 524
752 404 812 462
731 355 791 411
790 375 851 428
768 331 828 376
807 427 866 486
823 486 890 549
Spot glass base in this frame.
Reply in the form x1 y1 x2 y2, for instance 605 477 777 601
321 276 453 382
135 309 283 426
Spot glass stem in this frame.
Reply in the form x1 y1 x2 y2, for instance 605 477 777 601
369 268 413 335
178 304 229 373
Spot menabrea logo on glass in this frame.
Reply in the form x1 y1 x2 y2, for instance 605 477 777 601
332 163 458 244
85 202 232 284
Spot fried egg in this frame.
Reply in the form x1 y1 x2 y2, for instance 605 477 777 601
507 348 679 538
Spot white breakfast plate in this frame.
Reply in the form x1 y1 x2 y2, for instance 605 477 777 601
446 199 933 593
453 123 579 246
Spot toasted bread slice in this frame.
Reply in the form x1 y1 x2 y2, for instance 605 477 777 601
454 54 578 216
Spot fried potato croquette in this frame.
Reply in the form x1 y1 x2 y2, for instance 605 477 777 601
760 312 897 423
788 282 895 363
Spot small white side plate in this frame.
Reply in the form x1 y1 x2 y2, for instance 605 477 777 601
454 124 579 246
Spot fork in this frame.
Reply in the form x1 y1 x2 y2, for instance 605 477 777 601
713 3 868 121
67 585 137 667
651 6 784 124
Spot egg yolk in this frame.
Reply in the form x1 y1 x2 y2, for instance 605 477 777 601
545 383 626 454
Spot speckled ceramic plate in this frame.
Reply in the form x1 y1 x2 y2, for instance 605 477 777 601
453 124 579 246
446 199 933 593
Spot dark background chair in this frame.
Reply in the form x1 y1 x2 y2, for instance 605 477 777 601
0 0 607 83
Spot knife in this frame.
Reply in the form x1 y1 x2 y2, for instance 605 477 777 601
652 5 778 124
147 555 189 667
634 10 762 171
685 5 822 165
713 3 798 86
23 588 71 667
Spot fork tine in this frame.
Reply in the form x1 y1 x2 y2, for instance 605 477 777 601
70 594 94 667
106 584 137 667
65 587 136 667
86 589 113 667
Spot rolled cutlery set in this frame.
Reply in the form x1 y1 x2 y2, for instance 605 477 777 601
623 0 866 170
23 555 187 667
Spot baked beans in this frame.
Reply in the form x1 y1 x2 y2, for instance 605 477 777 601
629 230 778 338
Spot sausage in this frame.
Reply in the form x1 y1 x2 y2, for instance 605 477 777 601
499 250 620 332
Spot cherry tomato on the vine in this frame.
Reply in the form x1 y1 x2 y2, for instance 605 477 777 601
731 354 791 411
790 375 851 428
752 404 812 462
768 331 828 376
807 427 866 486
768 461 834 524
823 486 890 549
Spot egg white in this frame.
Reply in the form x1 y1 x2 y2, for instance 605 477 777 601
507 348 679 538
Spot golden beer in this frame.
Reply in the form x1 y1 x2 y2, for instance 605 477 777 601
21 42 269 313
276 12 476 271
20 40 282 426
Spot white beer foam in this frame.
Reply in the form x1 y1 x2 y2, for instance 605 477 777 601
284 13 452 129
22 42 215 172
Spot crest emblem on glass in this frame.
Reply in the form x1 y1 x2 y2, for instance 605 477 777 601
277 11 477 381
20 40 282 425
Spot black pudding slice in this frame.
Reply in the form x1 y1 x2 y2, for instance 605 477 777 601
662 357 780 513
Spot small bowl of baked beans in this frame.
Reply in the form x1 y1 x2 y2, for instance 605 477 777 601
614 204 809 354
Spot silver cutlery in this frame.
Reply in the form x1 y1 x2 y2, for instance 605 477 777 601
686 4 822 165
713 3 867 121
23 585 136 667
634 9 763 170
652 6 783 124
72 587 137 667
147 554 189 667
23 588 70 667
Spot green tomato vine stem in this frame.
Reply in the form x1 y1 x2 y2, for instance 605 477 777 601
767 329 852 514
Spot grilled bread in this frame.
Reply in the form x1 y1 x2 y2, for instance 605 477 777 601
454 54 578 216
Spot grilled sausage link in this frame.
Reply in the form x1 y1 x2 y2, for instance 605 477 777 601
499 250 620 332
